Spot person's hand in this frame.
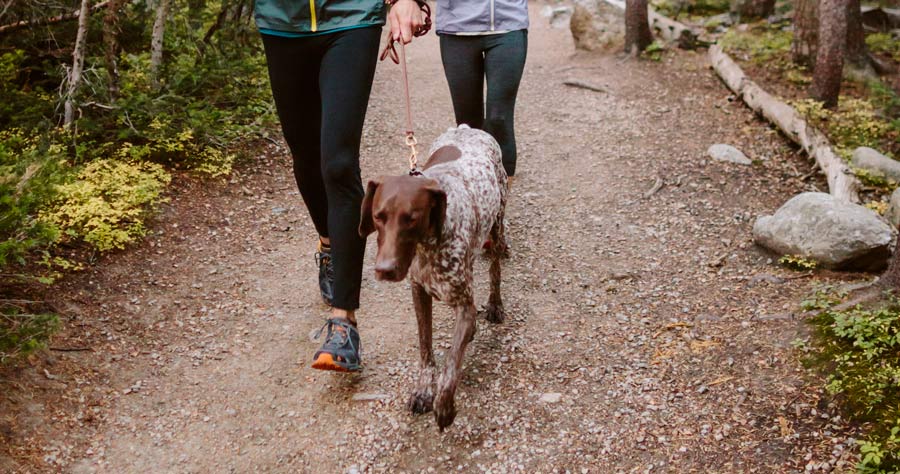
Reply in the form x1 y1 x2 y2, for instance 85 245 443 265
388 0 424 44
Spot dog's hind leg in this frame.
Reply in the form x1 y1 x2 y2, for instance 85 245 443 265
483 212 506 324
408 282 436 414
434 300 477 430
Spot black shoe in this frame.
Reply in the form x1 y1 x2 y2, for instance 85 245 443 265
311 318 362 372
315 241 335 306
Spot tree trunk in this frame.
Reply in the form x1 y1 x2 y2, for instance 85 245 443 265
731 0 775 21
102 0 121 99
150 0 172 89
845 0 870 68
811 0 848 108
625 0 653 55
881 249 900 289
64 0 91 127
792 0 819 67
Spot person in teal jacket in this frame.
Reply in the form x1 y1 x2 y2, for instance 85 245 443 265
255 0 423 372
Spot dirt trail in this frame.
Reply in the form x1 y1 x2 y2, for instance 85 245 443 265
2 4 860 473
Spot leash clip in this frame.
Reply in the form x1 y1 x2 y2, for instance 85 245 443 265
406 131 421 175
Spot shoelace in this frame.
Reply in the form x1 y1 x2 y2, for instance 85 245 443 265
313 319 355 350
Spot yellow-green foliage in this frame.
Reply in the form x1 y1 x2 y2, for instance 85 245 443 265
113 117 235 177
785 66 812 86
854 167 899 192
40 158 171 252
794 98 892 155
720 26 792 64
866 33 900 62
642 41 667 62
192 147 235 177
778 254 818 271
866 200 890 215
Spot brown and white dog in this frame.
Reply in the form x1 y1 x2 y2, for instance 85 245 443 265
359 125 508 429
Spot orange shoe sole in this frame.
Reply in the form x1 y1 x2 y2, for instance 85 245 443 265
311 352 353 372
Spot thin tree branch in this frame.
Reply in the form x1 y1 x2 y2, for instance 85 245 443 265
0 0 109 35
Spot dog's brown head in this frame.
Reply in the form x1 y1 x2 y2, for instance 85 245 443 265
359 176 447 282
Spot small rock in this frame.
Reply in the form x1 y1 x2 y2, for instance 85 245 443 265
539 392 563 403
707 144 752 165
851 147 900 181
753 192 896 271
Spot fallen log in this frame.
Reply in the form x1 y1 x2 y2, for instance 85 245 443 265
708 44 861 203
602 0 701 49
0 0 109 35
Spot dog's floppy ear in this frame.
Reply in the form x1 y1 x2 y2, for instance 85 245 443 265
427 185 447 240
359 178 382 237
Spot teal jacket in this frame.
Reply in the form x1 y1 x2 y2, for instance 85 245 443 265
255 0 385 35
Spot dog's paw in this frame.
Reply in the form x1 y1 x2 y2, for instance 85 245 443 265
433 392 457 430
480 303 506 324
407 389 434 414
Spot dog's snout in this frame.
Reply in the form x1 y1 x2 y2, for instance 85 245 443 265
374 260 400 281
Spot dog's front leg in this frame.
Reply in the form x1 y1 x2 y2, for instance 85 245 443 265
408 282 436 414
434 299 477 430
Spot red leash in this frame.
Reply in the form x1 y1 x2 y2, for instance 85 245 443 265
379 0 432 176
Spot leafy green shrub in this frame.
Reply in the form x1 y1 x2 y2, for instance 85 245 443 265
40 158 171 252
806 297 900 472
720 26 793 64
0 306 58 364
0 49 55 130
0 129 65 267
866 33 900 62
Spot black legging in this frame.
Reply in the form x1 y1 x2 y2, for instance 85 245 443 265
261 27 381 310
439 30 527 177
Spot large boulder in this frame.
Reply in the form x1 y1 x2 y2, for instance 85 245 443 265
753 192 896 271
851 146 900 182
570 0 625 51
